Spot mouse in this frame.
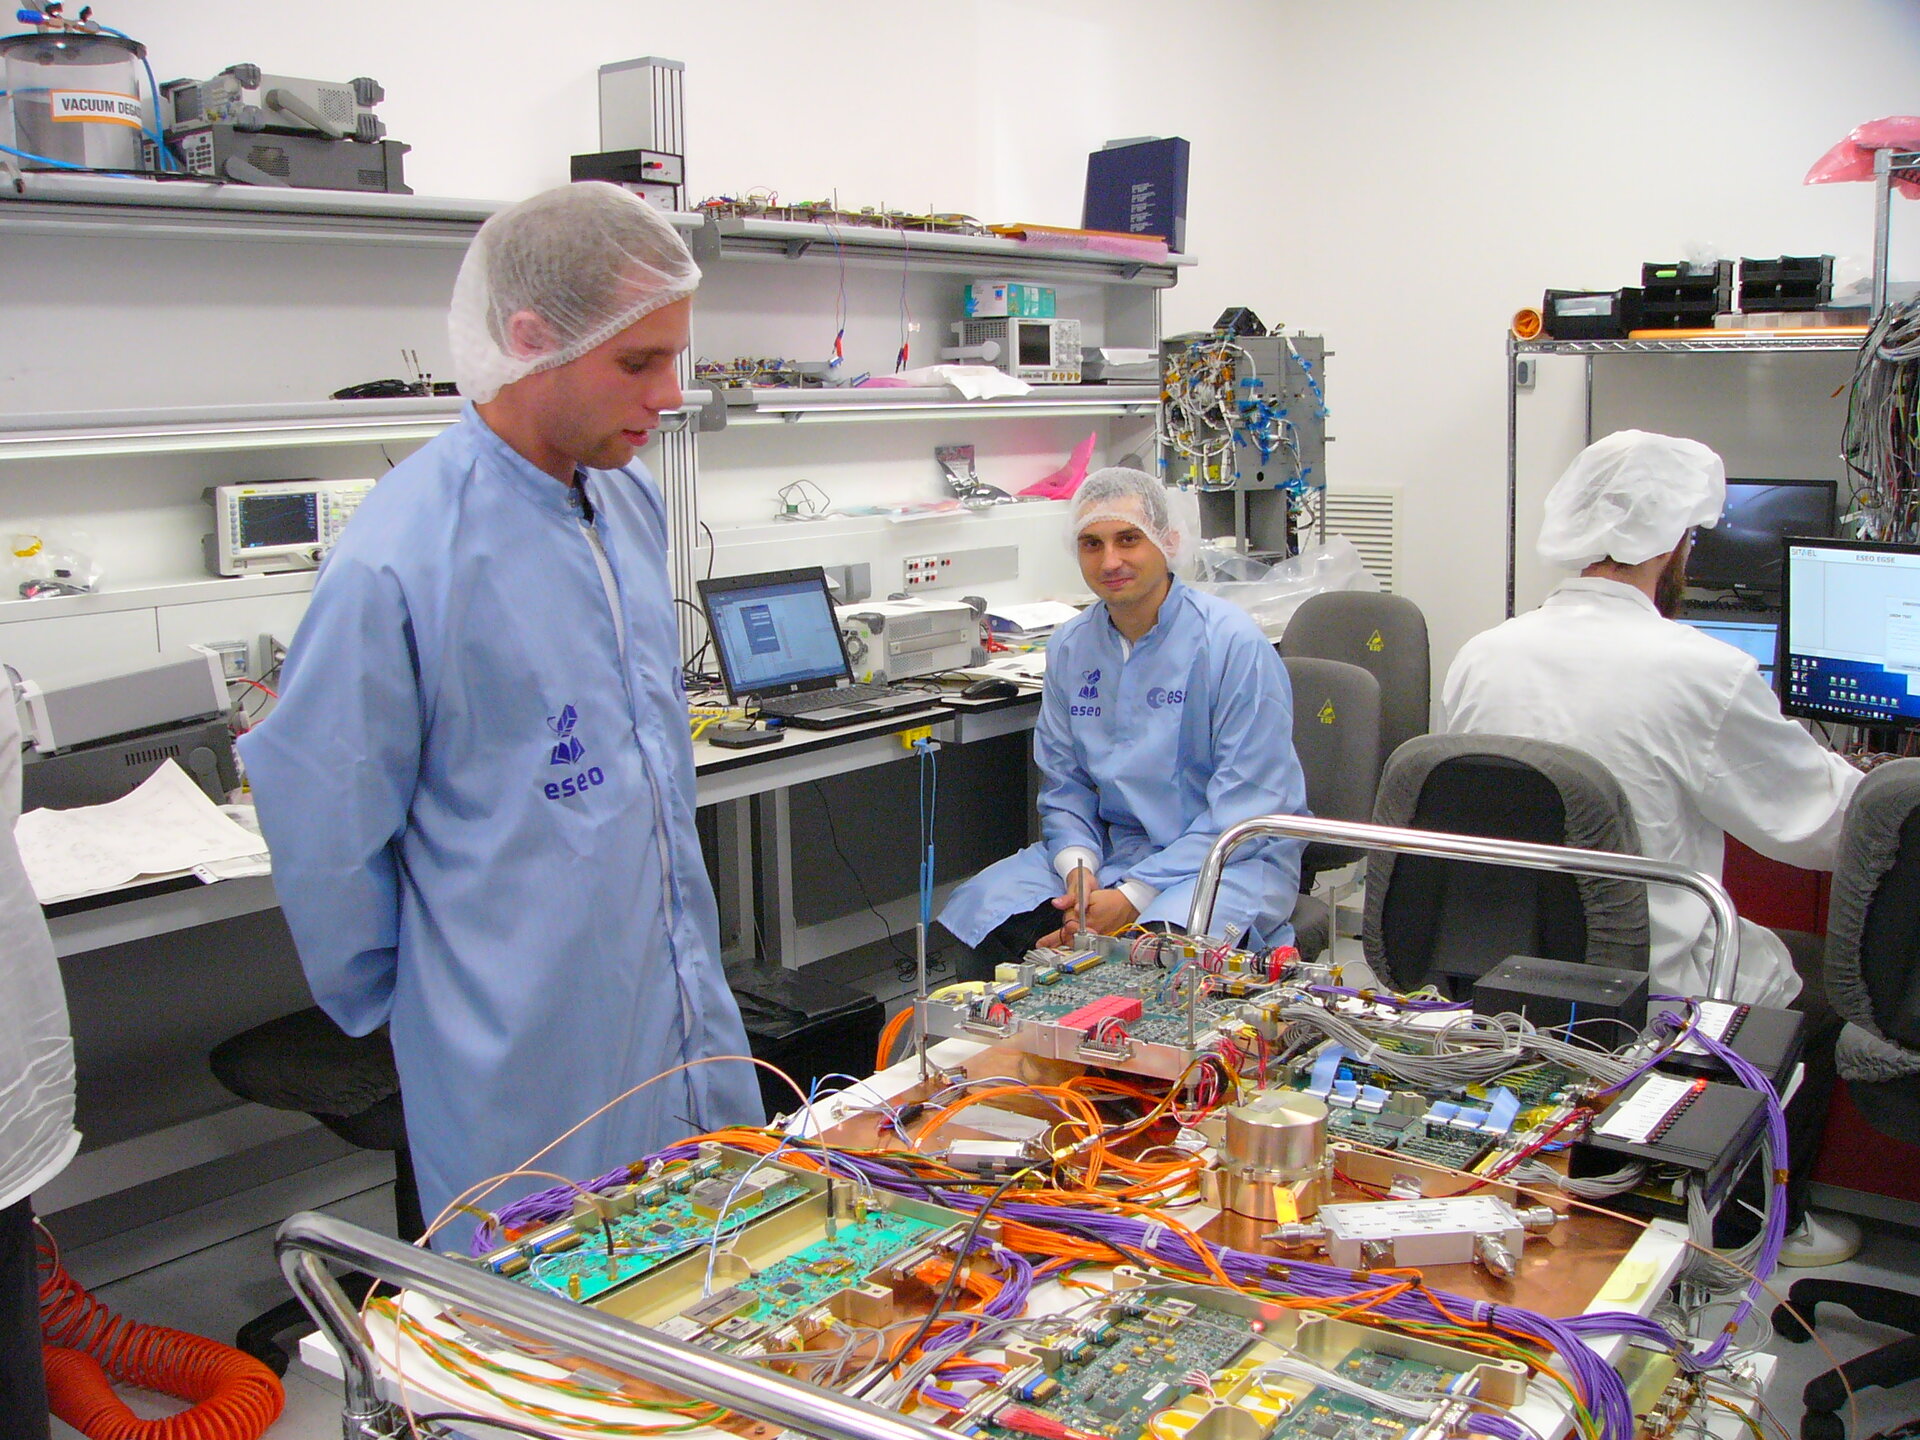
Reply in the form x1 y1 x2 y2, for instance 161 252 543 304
962 678 1020 699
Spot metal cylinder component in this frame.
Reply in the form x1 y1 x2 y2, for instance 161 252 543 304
1518 1205 1559 1234
1219 1091 1329 1221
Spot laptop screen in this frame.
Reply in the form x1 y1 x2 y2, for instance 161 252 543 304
1681 616 1778 683
700 568 850 699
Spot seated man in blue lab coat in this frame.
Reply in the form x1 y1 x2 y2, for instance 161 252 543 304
241 183 761 1246
939 468 1309 979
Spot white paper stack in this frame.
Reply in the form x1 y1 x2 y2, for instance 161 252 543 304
15 760 270 904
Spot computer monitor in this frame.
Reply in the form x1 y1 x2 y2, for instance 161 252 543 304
1683 617 1778 683
1779 536 1920 729
1689 479 1837 597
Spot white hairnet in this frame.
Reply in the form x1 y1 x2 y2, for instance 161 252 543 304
1068 468 1201 578
1537 429 1727 570
448 182 701 404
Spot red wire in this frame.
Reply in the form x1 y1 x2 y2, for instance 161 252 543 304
228 678 279 700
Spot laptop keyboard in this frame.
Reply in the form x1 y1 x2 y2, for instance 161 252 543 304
762 682 900 714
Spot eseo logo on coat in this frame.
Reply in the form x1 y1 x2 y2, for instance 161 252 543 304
543 703 607 800
1071 668 1102 718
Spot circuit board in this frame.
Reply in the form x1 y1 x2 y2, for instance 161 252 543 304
481 1152 810 1304
1266 1349 1455 1440
984 1299 1256 1440
695 1210 942 1345
1322 1104 1493 1172
919 933 1295 1080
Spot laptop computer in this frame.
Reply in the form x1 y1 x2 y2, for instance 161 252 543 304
697 566 940 730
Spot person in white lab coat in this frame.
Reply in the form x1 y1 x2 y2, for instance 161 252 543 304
0 683 78 1437
1442 429 1863 1263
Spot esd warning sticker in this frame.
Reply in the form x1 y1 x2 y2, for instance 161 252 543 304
49 91 144 126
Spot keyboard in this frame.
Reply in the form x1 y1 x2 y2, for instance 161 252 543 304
761 682 901 715
1686 595 1778 615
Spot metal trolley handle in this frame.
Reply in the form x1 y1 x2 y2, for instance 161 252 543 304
277 1211 956 1440
1185 813 1744 1001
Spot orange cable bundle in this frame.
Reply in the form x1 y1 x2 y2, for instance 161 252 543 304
37 1229 285 1440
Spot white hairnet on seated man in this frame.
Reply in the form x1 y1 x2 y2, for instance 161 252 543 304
449 182 702 404
1067 466 1203 578
1536 428 1727 569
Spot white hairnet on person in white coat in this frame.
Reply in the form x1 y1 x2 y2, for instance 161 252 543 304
448 182 701 404
1068 467 1202 578
1537 429 1727 570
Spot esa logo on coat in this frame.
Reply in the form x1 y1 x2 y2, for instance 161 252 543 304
543 704 606 800
1146 686 1186 710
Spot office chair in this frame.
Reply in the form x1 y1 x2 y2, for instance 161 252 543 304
1363 734 1649 996
1279 592 1432 771
1774 759 1920 1440
1279 656 1383 961
208 1007 423 1375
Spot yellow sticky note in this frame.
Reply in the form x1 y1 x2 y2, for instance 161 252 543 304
1596 1260 1655 1303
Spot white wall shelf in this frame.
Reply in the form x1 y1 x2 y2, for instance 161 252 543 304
711 383 1158 426
0 172 707 247
0 393 713 463
694 215 1192 287
0 569 317 621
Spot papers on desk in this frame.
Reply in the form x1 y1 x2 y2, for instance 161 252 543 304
986 600 1080 636
14 760 269 905
959 653 1048 689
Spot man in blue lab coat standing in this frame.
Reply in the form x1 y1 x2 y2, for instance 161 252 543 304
242 184 761 1244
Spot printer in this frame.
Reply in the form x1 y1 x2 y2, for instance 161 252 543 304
14 648 237 811
837 597 985 684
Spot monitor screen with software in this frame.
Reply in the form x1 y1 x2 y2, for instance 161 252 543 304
699 567 852 700
1779 536 1920 728
1688 479 1836 596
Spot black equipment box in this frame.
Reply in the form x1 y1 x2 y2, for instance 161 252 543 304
22 715 236 812
1653 998 1805 1090
1572 1073 1769 1216
571 147 685 210
1639 260 1733 330
1542 287 1643 340
1473 954 1649 1034
725 961 885 1122
161 125 410 193
1739 255 1834 312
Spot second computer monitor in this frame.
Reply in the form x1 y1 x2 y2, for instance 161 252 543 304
1689 479 1837 598
1779 536 1920 729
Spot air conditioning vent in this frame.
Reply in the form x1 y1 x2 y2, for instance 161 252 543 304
1321 487 1400 593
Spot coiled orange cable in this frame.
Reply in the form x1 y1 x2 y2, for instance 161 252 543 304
37 1228 285 1440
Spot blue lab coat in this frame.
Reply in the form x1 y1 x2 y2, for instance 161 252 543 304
240 407 761 1243
939 580 1308 948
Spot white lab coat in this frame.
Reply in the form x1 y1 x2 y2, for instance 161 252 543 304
0 691 77 1211
1441 577 1860 1006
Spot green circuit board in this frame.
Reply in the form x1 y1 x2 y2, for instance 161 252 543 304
680 1209 942 1351
984 1300 1256 1440
1322 1105 1493 1171
989 950 1269 1050
1267 1349 1456 1440
501 1162 811 1304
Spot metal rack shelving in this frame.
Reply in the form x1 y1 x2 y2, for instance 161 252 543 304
1504 332 1865 614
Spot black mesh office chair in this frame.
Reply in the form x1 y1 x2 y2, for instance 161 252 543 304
1280 592 1432 772
1279 656 1383 960
1364 734 1649 996
208 1007 423 1375
1774 759 1920 1440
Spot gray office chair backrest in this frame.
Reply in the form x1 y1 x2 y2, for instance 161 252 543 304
1279 591 1432 771
1281 655 1383 878
1828 761 1920 1113
1364 733 1649 995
